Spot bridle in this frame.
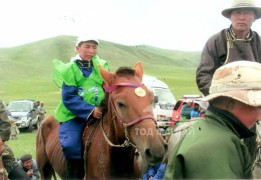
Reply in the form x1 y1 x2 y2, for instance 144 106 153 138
101 82 155 148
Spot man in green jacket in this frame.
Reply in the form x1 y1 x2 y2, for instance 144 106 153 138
165 61 261 179
0 100 30 179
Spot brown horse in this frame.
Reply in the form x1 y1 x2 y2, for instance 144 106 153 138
36 62 168 179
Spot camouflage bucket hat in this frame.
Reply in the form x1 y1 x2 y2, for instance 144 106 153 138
201 61 261 106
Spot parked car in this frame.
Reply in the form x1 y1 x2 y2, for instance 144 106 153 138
170 95 209 127
6 99 41 132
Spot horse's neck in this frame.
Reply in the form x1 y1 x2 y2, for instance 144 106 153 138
102 97 140 176
110 145 138 176
104 109 137 156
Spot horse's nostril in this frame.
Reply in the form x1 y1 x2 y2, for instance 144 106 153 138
145 144 167 164
145 148 152 158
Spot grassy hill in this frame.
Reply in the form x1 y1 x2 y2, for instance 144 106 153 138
0 35 201 114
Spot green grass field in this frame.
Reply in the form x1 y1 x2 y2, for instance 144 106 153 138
6 130 38 159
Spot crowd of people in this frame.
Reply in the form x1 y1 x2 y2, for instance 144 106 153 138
180 99 205 120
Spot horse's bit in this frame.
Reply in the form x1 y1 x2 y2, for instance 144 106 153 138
101 82 155 148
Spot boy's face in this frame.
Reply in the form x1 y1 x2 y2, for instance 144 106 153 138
76 41 98 61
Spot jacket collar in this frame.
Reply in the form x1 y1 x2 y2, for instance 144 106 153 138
206 105 256 139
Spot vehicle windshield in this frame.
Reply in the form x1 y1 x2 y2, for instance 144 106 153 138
154 89 176 110
8 102 32 112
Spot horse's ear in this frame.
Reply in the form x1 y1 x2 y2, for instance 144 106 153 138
98 65 115 85
135 61 143 81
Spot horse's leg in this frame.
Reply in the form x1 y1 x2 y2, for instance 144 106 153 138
36 115 57 179
45 129 66 179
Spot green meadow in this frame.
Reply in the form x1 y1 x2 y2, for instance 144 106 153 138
1 35 202 159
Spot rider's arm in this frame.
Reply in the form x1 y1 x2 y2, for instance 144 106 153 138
62 83 95 120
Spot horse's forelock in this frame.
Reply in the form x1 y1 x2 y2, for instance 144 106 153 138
115 67 135 77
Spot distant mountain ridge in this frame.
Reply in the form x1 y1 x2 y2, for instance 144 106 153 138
0 35 201 106
0 35 201 70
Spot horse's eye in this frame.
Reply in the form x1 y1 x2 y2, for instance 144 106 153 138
117 102 125 108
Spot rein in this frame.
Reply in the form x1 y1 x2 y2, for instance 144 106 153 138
101 82 155 148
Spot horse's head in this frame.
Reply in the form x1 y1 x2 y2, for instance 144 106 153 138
99 62 168 165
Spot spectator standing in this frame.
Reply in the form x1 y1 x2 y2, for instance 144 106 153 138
180 99 193 120
196 0 261 95
10 122 19 140
38 102 46 121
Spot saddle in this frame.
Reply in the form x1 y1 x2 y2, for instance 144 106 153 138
82 117 101 155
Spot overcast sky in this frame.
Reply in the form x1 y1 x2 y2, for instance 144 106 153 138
1 0 261 51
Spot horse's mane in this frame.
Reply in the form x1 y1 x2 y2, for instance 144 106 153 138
99 66 137 113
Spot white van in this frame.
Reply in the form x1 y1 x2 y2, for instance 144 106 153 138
143 75 176 128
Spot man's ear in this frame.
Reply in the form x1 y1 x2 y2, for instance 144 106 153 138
226 99 235 110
